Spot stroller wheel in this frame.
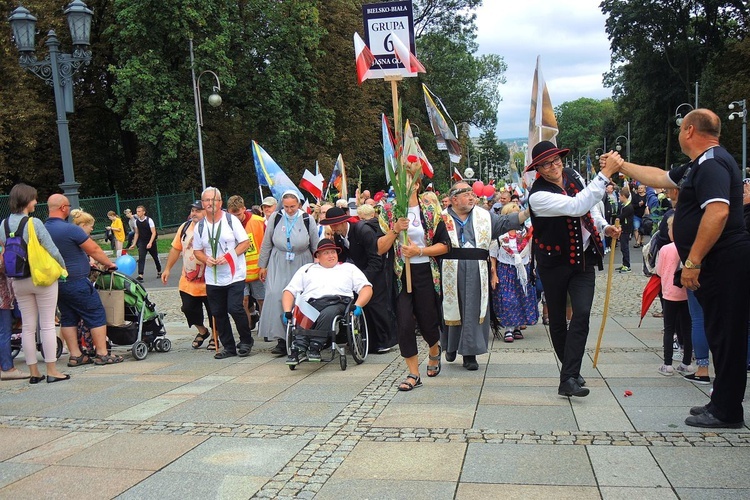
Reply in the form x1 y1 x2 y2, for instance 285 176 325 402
153 339 164 352
132 341 148 360
160 338 171 352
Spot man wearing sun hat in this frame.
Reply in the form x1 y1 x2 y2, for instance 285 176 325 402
526 140 622 398
281 238 372 364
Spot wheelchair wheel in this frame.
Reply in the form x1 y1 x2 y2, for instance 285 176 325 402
347 309 368 364
285 322 294 356
339 351 347 370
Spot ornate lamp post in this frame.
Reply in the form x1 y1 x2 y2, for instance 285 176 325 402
675 102 694 126
190 38 222 191
8 1 93 209
615 122 631 162
728 99 747 176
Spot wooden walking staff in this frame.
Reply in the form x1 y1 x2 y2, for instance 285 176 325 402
593 218 621 368
385 74 412 293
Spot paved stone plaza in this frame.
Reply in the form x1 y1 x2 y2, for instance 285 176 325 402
0 264 748 499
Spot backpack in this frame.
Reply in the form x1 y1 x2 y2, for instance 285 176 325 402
272 211 310 233
3 217 30 278
196 211 235 238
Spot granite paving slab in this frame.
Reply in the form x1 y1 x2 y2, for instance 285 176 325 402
371 403 476 428
456 483 601 499
117 471 267 500
479 386 570 406
316 478 456 500
7 431 113 465
473 405 578 432
573 405 635 432
162 436 308 476
587 446 669 487
332 441 466 481
0 428 67 461
104 395 192 421
59 433 207 470
673 488 750 500
237 401 349 427
391 384 482 405
273 381 370 403
196 381 289 402
651 447 750 488
0 462 45 489
461 443 596 485
154 398 263 424
0 464 152 499
485 363 562 378
599 486 679 499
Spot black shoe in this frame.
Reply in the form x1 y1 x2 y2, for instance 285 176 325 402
577 375 586 387
214 350 237 360
685 411 744 429
690 404 709 416
462 355 479 371
445 351 456 362
29 376 44 385
46 374 71 383
136 275 144 282
270 340 287 356
558 377 589 397
376 346 391 354
286 350 306 366
237 342 253 357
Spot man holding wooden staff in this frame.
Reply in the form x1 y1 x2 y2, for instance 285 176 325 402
526 141 621 398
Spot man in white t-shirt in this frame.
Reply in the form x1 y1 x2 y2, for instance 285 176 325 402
193 187 253 359
282 239 372 364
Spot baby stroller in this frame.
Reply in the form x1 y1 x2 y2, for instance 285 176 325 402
9 302 64 360
92 268 169 360
284 298 368 371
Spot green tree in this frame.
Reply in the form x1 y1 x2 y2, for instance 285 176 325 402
555 98 615 156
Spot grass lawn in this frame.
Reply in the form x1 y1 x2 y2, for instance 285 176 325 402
94 232 176 255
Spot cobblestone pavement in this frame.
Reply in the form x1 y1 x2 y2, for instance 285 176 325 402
0 257 748 499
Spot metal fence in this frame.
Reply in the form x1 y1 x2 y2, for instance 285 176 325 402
0 190 264 236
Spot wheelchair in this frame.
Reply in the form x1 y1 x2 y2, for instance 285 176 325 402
285 299 368 371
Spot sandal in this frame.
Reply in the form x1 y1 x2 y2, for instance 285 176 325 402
397 374 422 391
206 338 217 351
93 353 124 365
504 331 514 343
192 330 210 349
427 345 442 377
67 354 93 367
513 328 524 340
542 316 549 325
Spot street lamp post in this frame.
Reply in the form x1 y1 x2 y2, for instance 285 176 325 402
8 1 93 209
675 102 694 126
728 99 747 176
190 38 222 191
615 122 631 162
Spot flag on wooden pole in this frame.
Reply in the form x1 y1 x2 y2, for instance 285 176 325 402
300 169 324 200
353 32 376 85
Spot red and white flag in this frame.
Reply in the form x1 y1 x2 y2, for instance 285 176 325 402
390 31 426 74
300 169 324 200
452 167 463 182
353 32 376 85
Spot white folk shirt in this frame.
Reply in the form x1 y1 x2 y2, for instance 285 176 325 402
192 213 249 286
284 262 371 304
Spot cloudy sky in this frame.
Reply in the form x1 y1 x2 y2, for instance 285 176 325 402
474 0 613 139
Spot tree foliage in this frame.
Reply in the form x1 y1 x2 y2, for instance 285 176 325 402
600 0 748 169
1 0 505 200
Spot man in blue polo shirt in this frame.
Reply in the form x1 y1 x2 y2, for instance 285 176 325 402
602 109 750 429
45 194 122 366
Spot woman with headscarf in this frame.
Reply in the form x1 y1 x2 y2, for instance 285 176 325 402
258 190 319 355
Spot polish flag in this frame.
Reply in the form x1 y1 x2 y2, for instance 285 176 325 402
390 31 426 74
300 169 324 200
452 167 463 182
353 32 376 85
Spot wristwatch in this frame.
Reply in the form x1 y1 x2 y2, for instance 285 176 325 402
684 259 701 269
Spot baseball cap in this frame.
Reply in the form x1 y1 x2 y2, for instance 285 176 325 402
261 196 277 207
188 200 202 210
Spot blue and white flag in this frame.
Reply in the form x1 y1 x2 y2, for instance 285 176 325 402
251 140 304 201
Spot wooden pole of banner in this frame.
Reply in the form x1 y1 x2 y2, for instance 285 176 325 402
385 74 412 293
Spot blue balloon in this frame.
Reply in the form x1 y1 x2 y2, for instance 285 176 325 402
115 254 137 276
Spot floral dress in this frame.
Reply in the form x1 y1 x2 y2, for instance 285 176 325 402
490 228 538 328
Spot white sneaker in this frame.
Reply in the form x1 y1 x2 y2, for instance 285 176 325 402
657 364 674 376
675 363 695 375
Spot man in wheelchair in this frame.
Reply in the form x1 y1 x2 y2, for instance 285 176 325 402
281 239 372 364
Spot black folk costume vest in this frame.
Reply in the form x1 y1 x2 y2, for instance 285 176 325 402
529 168 605 271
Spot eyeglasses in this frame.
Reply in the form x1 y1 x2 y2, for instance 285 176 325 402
538 157 563 170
